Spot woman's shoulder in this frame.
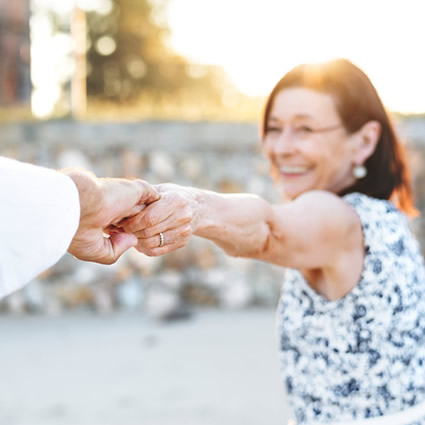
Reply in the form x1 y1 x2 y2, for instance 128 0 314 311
342 192 398 214
342 192 403 227
342 192 418 253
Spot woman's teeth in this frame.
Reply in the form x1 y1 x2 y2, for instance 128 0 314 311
279 166 309 174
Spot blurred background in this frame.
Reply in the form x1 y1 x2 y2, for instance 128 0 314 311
1 0 425 424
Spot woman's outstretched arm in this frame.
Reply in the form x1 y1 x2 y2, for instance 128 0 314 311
120 183 362 271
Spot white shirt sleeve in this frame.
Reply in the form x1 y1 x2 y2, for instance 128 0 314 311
0 157 81 298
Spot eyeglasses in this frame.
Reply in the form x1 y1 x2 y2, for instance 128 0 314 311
264 123 344 141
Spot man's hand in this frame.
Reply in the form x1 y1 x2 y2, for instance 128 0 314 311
63 169 160 264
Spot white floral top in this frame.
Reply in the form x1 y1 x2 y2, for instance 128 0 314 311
277 193 425 424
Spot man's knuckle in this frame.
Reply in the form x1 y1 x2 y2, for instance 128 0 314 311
177 198 187 208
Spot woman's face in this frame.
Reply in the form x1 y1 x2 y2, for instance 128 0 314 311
263 87 358 200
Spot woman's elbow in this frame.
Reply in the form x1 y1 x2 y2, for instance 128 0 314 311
230 223 274 259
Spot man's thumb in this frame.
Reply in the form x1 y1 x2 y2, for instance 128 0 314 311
106 232 138 263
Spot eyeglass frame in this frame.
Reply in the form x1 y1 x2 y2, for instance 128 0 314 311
263 122 345 142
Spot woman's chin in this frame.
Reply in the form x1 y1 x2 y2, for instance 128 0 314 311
272 174 312 200
278 182 309 201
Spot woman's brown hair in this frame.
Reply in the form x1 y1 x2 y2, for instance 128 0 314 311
261 58 417 216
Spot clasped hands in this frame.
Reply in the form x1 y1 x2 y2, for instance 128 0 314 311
65 169 193 264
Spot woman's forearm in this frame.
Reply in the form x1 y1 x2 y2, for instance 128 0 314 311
125 184 359 274
190 188 275 258
122 183 282 260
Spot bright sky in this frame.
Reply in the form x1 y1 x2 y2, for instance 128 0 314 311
30 0 425 116
167 0 425 114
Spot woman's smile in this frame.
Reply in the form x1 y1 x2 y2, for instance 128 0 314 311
278 165 311 178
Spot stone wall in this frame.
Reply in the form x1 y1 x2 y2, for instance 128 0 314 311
1 119 424 318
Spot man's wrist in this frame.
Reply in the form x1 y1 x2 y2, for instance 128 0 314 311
59 168 102 220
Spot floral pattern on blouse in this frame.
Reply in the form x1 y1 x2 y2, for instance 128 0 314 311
277 193 425 424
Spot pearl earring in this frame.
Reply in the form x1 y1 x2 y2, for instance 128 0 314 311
353 164 367 179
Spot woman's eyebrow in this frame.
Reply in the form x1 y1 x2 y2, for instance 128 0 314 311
268 114 313 122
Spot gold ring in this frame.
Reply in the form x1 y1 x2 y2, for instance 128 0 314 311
159 232 165 248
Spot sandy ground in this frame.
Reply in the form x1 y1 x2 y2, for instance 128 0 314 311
0 308 290 425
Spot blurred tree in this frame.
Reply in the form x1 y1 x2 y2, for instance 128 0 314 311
28 0 260 120
86 0 231 108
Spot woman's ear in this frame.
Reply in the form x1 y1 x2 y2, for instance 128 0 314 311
353 120 381 165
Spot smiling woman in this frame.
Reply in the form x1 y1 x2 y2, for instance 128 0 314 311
261 59 416 215
119 58 425 425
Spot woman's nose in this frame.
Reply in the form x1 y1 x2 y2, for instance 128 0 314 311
271 129 297 155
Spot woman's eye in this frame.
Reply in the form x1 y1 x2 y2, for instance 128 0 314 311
296 126 313 133
266 127 282 134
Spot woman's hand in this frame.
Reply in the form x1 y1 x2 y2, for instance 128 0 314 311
118 183 197 256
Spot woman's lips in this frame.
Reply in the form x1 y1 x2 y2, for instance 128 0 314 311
279 166 310 177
